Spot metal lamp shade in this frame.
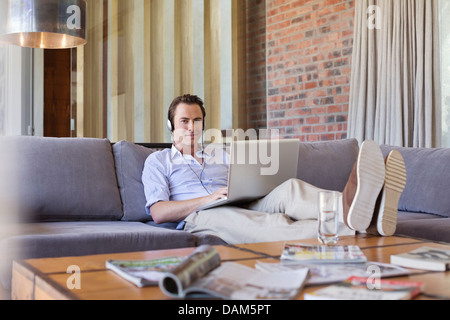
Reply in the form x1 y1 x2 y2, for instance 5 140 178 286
0 0 87 49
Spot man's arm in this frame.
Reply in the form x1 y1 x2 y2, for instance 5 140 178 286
150 187 228 225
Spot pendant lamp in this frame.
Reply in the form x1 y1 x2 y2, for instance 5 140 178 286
0 0 87 49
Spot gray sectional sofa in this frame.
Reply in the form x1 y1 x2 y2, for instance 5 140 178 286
0 136 449 289
0 137 226 289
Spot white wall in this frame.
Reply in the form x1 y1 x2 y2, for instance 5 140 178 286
0 44 44 137
5 45 30 136
0 0 44 137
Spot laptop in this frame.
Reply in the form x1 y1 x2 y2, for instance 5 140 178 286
198 139 300 211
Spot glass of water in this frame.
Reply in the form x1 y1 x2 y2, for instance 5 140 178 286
318 191 339 245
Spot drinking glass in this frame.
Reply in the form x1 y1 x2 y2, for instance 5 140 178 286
318 191 339 245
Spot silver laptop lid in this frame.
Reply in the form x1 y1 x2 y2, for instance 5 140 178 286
226 139 300 202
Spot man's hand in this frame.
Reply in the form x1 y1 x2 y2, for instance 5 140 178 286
150 187 228 225
208 187 228 202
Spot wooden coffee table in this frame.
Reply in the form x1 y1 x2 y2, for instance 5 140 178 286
11 234 450 300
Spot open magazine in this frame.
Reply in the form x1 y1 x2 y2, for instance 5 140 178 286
106 256 184 288
158 245 309 300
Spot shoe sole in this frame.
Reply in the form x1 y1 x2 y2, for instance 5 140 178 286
376 150 407 236
347 141 386 231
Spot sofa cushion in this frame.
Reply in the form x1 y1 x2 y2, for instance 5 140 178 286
0 137 123 222
297 139 359 192
113 141 161 222
0 221 197 288
396 217 450 243
4 221 196 258
398 211 443 222
381 145 450 218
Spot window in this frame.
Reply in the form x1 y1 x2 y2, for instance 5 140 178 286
0 46 5 136
0 0 253 142
70 0 248 143
441 0 450 147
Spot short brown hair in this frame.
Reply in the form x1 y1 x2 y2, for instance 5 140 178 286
168 94 206 131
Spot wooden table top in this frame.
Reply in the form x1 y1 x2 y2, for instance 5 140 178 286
11 234 450 301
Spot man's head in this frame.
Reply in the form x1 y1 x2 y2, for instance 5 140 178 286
168 94 206 153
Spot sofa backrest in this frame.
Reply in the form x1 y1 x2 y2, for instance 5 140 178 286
115 139 360 223
113 141 164 222
297 139 359 192
381 145 450 218
0 136 123 222
0 136 360 223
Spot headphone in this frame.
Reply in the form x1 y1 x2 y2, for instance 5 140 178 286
167 119 174 132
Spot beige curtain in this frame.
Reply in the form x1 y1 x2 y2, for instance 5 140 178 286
78 0 248 143
348 0 442 148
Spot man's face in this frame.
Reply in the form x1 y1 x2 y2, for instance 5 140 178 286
172 103 204 151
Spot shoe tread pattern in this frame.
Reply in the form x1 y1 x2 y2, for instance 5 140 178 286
347 141 386 231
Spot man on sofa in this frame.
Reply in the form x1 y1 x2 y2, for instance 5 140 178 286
142 94 407 244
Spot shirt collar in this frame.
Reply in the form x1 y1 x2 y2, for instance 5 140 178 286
170 145 181 159
170 145 209 160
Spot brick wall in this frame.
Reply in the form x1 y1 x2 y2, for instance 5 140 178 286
246 0 268 131
264 0 355 141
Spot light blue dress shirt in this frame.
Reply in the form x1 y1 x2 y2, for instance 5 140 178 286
142 145 229 230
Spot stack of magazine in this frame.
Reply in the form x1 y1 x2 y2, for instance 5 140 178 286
262 243 420 300
106 243 419 300
106 245 309 300
257 243 411 286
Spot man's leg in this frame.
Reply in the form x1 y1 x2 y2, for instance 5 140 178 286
250 140 387 233
245 178 328 221
184 206 335 244
185 180 355 244
185 140 396 244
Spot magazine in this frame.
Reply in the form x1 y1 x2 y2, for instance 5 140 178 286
281 243 367 264
158 245 310 300
106 256 184 288
390 247 450 271
255 261 411 286
304 276 423 300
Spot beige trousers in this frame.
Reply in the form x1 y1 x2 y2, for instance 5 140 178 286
184 179 355 244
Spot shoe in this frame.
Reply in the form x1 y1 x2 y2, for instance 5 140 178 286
342 141 386 232
368 150 407 236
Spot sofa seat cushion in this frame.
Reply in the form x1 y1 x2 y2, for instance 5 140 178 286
0 137 123 222
3 222 197 260
0 221 198 289
397 211 443 222
396 217 450 243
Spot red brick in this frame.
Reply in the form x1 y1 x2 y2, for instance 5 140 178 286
258 0 355 141
307 135 320 142
313 125 327 133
